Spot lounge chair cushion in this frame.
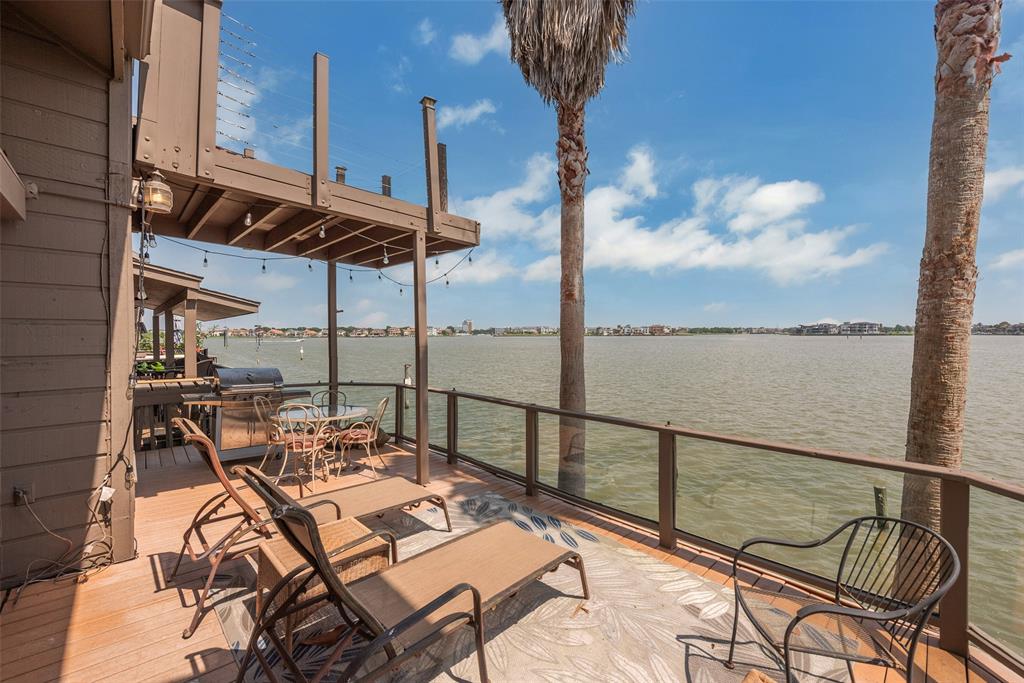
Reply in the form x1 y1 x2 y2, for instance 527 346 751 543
254 476 435 525
349 521 572 649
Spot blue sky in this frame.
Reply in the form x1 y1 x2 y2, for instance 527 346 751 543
149 1 1024 329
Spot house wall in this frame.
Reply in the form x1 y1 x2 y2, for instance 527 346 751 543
0 17 136 585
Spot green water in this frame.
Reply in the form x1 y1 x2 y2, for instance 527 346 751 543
206 334 1023 652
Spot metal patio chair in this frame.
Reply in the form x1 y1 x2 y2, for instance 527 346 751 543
725 516 959 683
277 403 330 494
337 396 389 479
254 395 286 472
234 465 590 683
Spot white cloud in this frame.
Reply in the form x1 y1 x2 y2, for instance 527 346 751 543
450 14 509 65
991 248 1024 270
468 146 886 285
446 249 516 284
414 18 436 46
703 302 728 312
387 56 412 93
985 166 1024 202
438 99 498 130
355 311 388 327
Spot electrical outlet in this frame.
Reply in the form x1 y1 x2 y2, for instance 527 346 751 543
13 484 35 506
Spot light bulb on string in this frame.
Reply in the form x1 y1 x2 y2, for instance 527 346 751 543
434 255 439 269
244 211 253 227
445 277 450 288
382 247 389 265
308 259 313 272
148 233 158 248
468 254 473 264
349 272 353 282
261 259 267 274
203 251 209 268
399 287 403 296
377 272 382 281
143 250 150 264
318 222 326 238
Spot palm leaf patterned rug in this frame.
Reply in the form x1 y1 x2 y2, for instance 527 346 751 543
211 490 855 682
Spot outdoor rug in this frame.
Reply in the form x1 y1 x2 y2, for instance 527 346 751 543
210 490 857 682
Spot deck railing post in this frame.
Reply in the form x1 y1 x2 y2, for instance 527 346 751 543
446 392 458 465
394 385 405 441
525 407 539 497
939 478 970 656
658 430 677 549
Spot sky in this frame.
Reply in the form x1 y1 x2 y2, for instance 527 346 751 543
147 1 1024 330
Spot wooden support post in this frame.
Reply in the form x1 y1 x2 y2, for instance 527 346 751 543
525 407 539 497
394 385 404 439
335 166 346 183
437 142 448 212
420 97 441 233
164 309 174 368
658 431 677 549
413 231 429 484
197 0 220 179
446 393 458 465
313 52 330 209
381 175 392 197
183 296 197 378
327 261 338 409
939 478 970 655
151 311 161 360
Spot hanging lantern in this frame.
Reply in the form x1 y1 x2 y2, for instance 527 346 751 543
142 171 174 214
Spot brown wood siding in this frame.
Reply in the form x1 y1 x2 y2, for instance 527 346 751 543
0 20 136 586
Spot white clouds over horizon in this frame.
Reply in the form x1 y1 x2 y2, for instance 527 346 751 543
991 248 1024 271
450 14 509 65
985 165 1024 202
458 147 887 286
438 99 498 130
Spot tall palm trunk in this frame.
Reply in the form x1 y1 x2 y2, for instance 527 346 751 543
902 0 1008 530
556 102 587 497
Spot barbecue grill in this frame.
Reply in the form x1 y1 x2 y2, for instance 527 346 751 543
183 366 309 459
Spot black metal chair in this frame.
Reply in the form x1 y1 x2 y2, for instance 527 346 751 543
725 516 959 683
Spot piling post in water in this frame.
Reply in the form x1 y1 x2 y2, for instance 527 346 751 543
874 486 888 527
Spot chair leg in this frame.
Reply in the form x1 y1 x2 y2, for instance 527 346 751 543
372 439 388 471
474 608 489 683
183 551 225 639
434 497 453 532
170 540 189 580
725 581 740 669
364 440 379 479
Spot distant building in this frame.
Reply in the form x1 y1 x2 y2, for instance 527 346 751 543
839 321 881 335
649 324 670 336
797 323 840 335
462 319 473 334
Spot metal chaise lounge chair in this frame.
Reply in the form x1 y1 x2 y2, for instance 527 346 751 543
235 465 591 683
725 516 959 683
169 417 453 638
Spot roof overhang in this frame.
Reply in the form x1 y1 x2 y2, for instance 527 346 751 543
134 258 259 321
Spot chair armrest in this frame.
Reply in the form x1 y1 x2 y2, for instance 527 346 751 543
304 498 343 521
783 601 911 652
733 524 853 576
324 527 399 563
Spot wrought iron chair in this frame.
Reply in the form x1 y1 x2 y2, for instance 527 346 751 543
276 403 329 495
312 389 348 410
338 396 389 479
725 516 959 683
311 389 350 474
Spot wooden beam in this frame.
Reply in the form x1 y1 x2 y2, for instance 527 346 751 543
227 203 285 245
153 288 188 315
185 188 227 239
183 297 198 378
437 142 448 212
262 212 327 252
163 309 174 367
420 97 441 233
327 262 338 405
352 235 411 266
151 312 161 360
413 230 429 484
313 53 330 210
197 0 221 179
296 221 374 257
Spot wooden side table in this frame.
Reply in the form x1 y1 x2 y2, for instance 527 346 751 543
256 516 391 652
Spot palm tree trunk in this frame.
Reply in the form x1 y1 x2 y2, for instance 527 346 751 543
902 0 1007 531
556 102 587 497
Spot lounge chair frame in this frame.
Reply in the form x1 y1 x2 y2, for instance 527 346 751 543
725 516 959 683
235 465 589 683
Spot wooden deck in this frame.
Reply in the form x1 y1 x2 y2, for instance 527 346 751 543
0 444 1010 683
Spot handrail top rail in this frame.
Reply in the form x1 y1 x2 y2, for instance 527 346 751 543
280 380 1024 502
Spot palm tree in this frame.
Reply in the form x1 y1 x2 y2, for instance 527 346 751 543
902 0 1010 529
502 0 635 497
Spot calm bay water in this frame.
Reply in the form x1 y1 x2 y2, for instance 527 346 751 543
206 334 1023 650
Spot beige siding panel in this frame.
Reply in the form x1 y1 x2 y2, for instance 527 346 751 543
0 423 109 469
0 321 108 357
0 65 108 122
1 356 107 393
1 389 108 431
0 137 107 190
1 491 107 541
0 247 105 287
1 99 108 154
7 187 108 222
0 28 108 90
2 214 108 253
1 284 108 321
0 524 117 575
2 456 113 502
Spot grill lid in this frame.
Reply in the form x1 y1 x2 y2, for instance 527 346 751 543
213 366 284 389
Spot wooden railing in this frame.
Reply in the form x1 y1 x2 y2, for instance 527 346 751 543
282 379 1024 663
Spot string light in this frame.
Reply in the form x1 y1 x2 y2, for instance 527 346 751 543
445 277 450 288
434 255 439 268
468 254 472 264
148 233 158 248
203 251 209 268
261 259 267 274
143 250 150 264
318 222 326 238
244 210 253 227
307 259 313 271
349 272 353 282
399 287 403 296
378 272 382 281
382 247 389 265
